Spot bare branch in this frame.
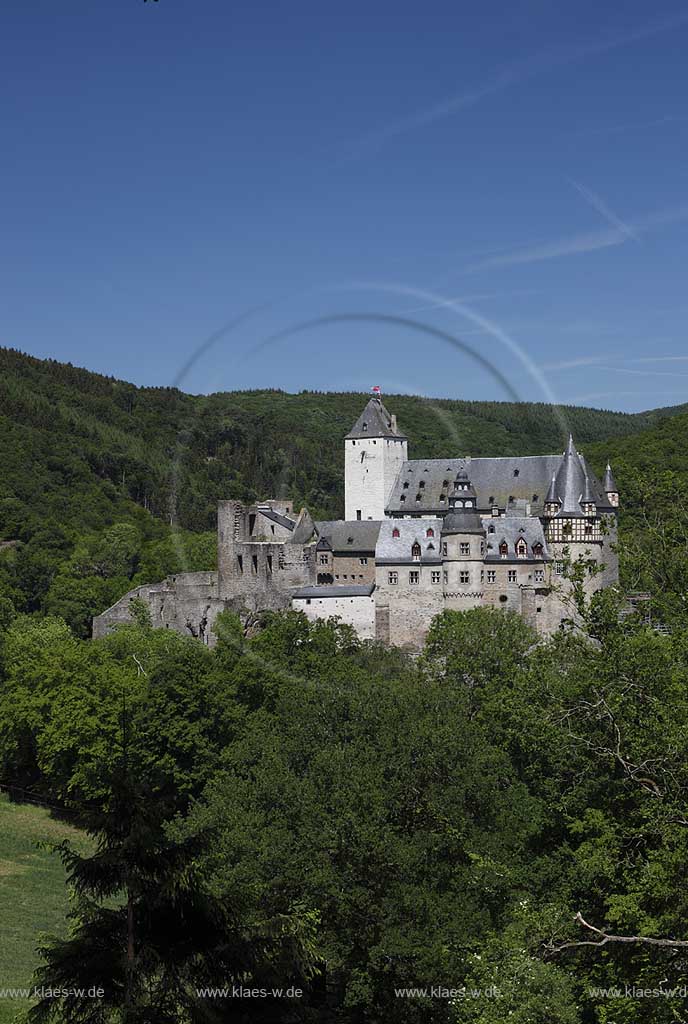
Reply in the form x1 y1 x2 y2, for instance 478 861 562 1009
545 913 688 955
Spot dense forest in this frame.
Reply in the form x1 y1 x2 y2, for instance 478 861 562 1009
2 348 688 1023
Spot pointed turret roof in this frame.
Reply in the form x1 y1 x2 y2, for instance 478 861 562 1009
603 462 618 494
553 435 587 516
346 396 406 439
545 473 559 504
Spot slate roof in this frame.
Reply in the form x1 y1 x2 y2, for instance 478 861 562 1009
257 508 296 531
345 397 407 439
315 520 382 553
603 462 618 493
386 448 611 517
483 516 550 562
375 518 443 564
293 584 376 599
441 511 485 535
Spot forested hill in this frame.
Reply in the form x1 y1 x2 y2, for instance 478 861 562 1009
0 345 681 532
0 345 685 633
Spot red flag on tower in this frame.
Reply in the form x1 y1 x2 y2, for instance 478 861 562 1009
371 385 381 395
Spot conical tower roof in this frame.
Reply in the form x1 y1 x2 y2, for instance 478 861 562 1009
545 473 559 504
345 396 406 439
553 435 586 516
603 462 618 494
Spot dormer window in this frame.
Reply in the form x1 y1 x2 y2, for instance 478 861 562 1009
362 422 368 431
426 527 434 537
465 500 473 507
516 538 527 558
439 493 446 502
400 494 406 502
488 524 495 534
419 480 425 489
513 468 520 477
392 527 400 538
403 481 409 489
499 541 508 558
411 542 421 560
443 479 449 488
533 542 543 557
415 493 422 501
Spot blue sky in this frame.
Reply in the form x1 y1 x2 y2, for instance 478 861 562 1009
2 1 688 411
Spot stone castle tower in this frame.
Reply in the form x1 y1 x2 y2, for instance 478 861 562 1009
344 395 408 520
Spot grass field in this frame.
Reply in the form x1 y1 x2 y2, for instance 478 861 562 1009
0 794 92 1024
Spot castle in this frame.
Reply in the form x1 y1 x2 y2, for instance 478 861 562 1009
93 394 619 648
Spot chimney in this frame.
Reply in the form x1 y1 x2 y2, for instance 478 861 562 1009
391 414 397 434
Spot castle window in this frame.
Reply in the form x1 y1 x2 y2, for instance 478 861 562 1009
460 571 470 584
499 595 508 603
426 527 434 537
409 570 420 585
443 570 448 584
488 525 495 534
319 554 328 565
400 495 406 502
392 527 400 538
533 494 539 502
388 571 398 585
480 541 485 555
480 569 484 583
439 494 446 502
465 500 473 507
431 571 441 584
237 554 243 573
508 570 517 583
403 481 409 489
411 542 421 560
533 542 543 557
427 542 435 551
360 557 368 565
499 542 508 558
415 493 422 501
489 496 494 504
442 542 448 555
535 569 545 582
554 561 564 576
443 479 449 488
513 468 520 477
252 555 258 574
347 536 354 544
460 542 470 555
516 539 527 558
585 524 592 535
419 480 425 489
487 570 496 583
267 555 273 573
362 422 368 431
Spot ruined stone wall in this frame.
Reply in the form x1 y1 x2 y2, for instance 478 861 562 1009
92 572 223 644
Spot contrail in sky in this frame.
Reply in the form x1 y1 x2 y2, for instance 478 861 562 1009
347 11 688 153
567 178 639 241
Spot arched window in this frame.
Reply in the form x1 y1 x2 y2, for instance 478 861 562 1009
533 542 543 557
499 541 508 558
392 527 400 538
516 538 527 558
426 527 434 537
465 500 473 507
488 524 495 534
411 542 421 560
